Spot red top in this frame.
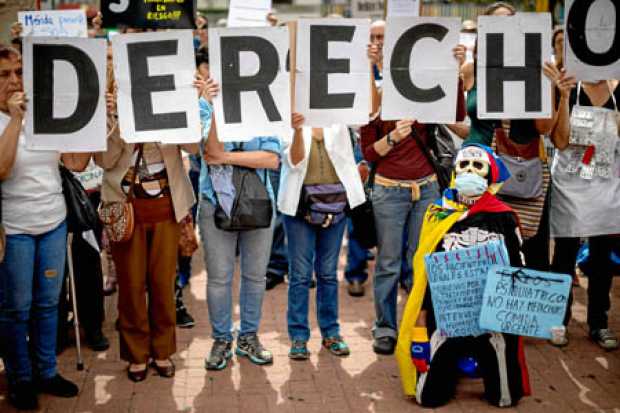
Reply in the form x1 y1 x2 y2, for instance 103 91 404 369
361 81 466 181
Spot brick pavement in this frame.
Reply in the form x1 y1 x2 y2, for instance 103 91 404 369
1 246 619 413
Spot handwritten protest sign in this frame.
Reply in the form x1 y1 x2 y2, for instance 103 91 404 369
102 0 195 29
425 241 510 337
19 10 87 38
228 0 272 27
479 266 571 339
350 0 384 19
387 0 421 17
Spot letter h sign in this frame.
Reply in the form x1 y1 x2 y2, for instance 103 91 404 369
477 13 552 120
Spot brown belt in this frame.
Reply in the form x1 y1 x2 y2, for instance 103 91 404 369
375 174 437 201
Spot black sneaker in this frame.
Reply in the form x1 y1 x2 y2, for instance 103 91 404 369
590 328 619 351
85 329 110 352
8 381 39 410
372 336 396 355
266 273 285 290
236 334 273 365
176 306 195 329
37 374 79 398
205 339 233 371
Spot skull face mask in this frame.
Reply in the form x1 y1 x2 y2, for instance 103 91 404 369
454 146 490 179
454 146 491 198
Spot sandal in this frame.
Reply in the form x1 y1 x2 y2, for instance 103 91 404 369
322 336 350 357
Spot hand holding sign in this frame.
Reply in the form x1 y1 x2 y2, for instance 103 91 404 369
392 119 414 142
291 112 305 130
7 92 26 118
542 62 576 99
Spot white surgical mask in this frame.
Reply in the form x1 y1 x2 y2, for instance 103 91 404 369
455 173 488 197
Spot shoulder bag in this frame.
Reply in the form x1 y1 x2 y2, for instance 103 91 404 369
348 163 378 249
60 164 99 234
494 122 544 199
411 125 453 191
98 144 143 243
214 144 273 231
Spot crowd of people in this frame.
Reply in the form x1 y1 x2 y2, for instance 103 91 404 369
0 1 619 411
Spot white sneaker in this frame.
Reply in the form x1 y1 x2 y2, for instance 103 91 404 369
549 326 569 347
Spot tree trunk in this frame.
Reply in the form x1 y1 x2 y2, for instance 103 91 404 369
0 0 36 46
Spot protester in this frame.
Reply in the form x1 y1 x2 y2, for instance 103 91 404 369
362 41 466 355
396 144 529 407
545 59 620 350
199 81 280 371
95 67 201 382
193 13 208 49
278 113 365 359
174 47 213 329
0 46 89 410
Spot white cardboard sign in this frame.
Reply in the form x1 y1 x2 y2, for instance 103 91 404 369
477 13 552 120
19 10 88 38
227 0 272 28
209 26 291 142
565 0 620 81
387 0 420 17
382 17 461 123
23 37 107 152
295 19 371 127
112 31 202 144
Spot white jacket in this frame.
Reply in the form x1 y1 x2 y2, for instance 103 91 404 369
278 125 366 217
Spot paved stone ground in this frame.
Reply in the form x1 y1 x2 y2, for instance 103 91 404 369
1 244 619 413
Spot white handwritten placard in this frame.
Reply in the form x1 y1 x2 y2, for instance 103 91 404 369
19 10 88 38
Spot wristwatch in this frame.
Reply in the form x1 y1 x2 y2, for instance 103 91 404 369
386 132 396 147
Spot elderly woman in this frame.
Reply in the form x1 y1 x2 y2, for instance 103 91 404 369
0 46 90 410
97 67 201 382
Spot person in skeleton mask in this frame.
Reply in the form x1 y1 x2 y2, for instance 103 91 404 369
395 144 530 408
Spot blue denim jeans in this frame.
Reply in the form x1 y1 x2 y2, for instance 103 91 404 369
198 200 274 342
267 168 288 278
284 215 346 342
344 218 370 284
372 181 440 339
0 221 67 384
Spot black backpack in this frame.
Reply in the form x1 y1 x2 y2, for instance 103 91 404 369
213 147 273 232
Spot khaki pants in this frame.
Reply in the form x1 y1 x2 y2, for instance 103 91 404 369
111 197 180 364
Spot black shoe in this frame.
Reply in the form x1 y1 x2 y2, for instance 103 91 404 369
266 273 285 290
37 374 79 398
85 329 110 352
347 281 365 297
373 337 396 355
176 306 195 329
205 339 233 371
8 381 39 410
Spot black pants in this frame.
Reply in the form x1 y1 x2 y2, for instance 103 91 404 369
553 236 618 330
58 192 105 344
417 333 526 408
521 193 550 271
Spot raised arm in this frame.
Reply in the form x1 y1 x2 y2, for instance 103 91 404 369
0 92 25 180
